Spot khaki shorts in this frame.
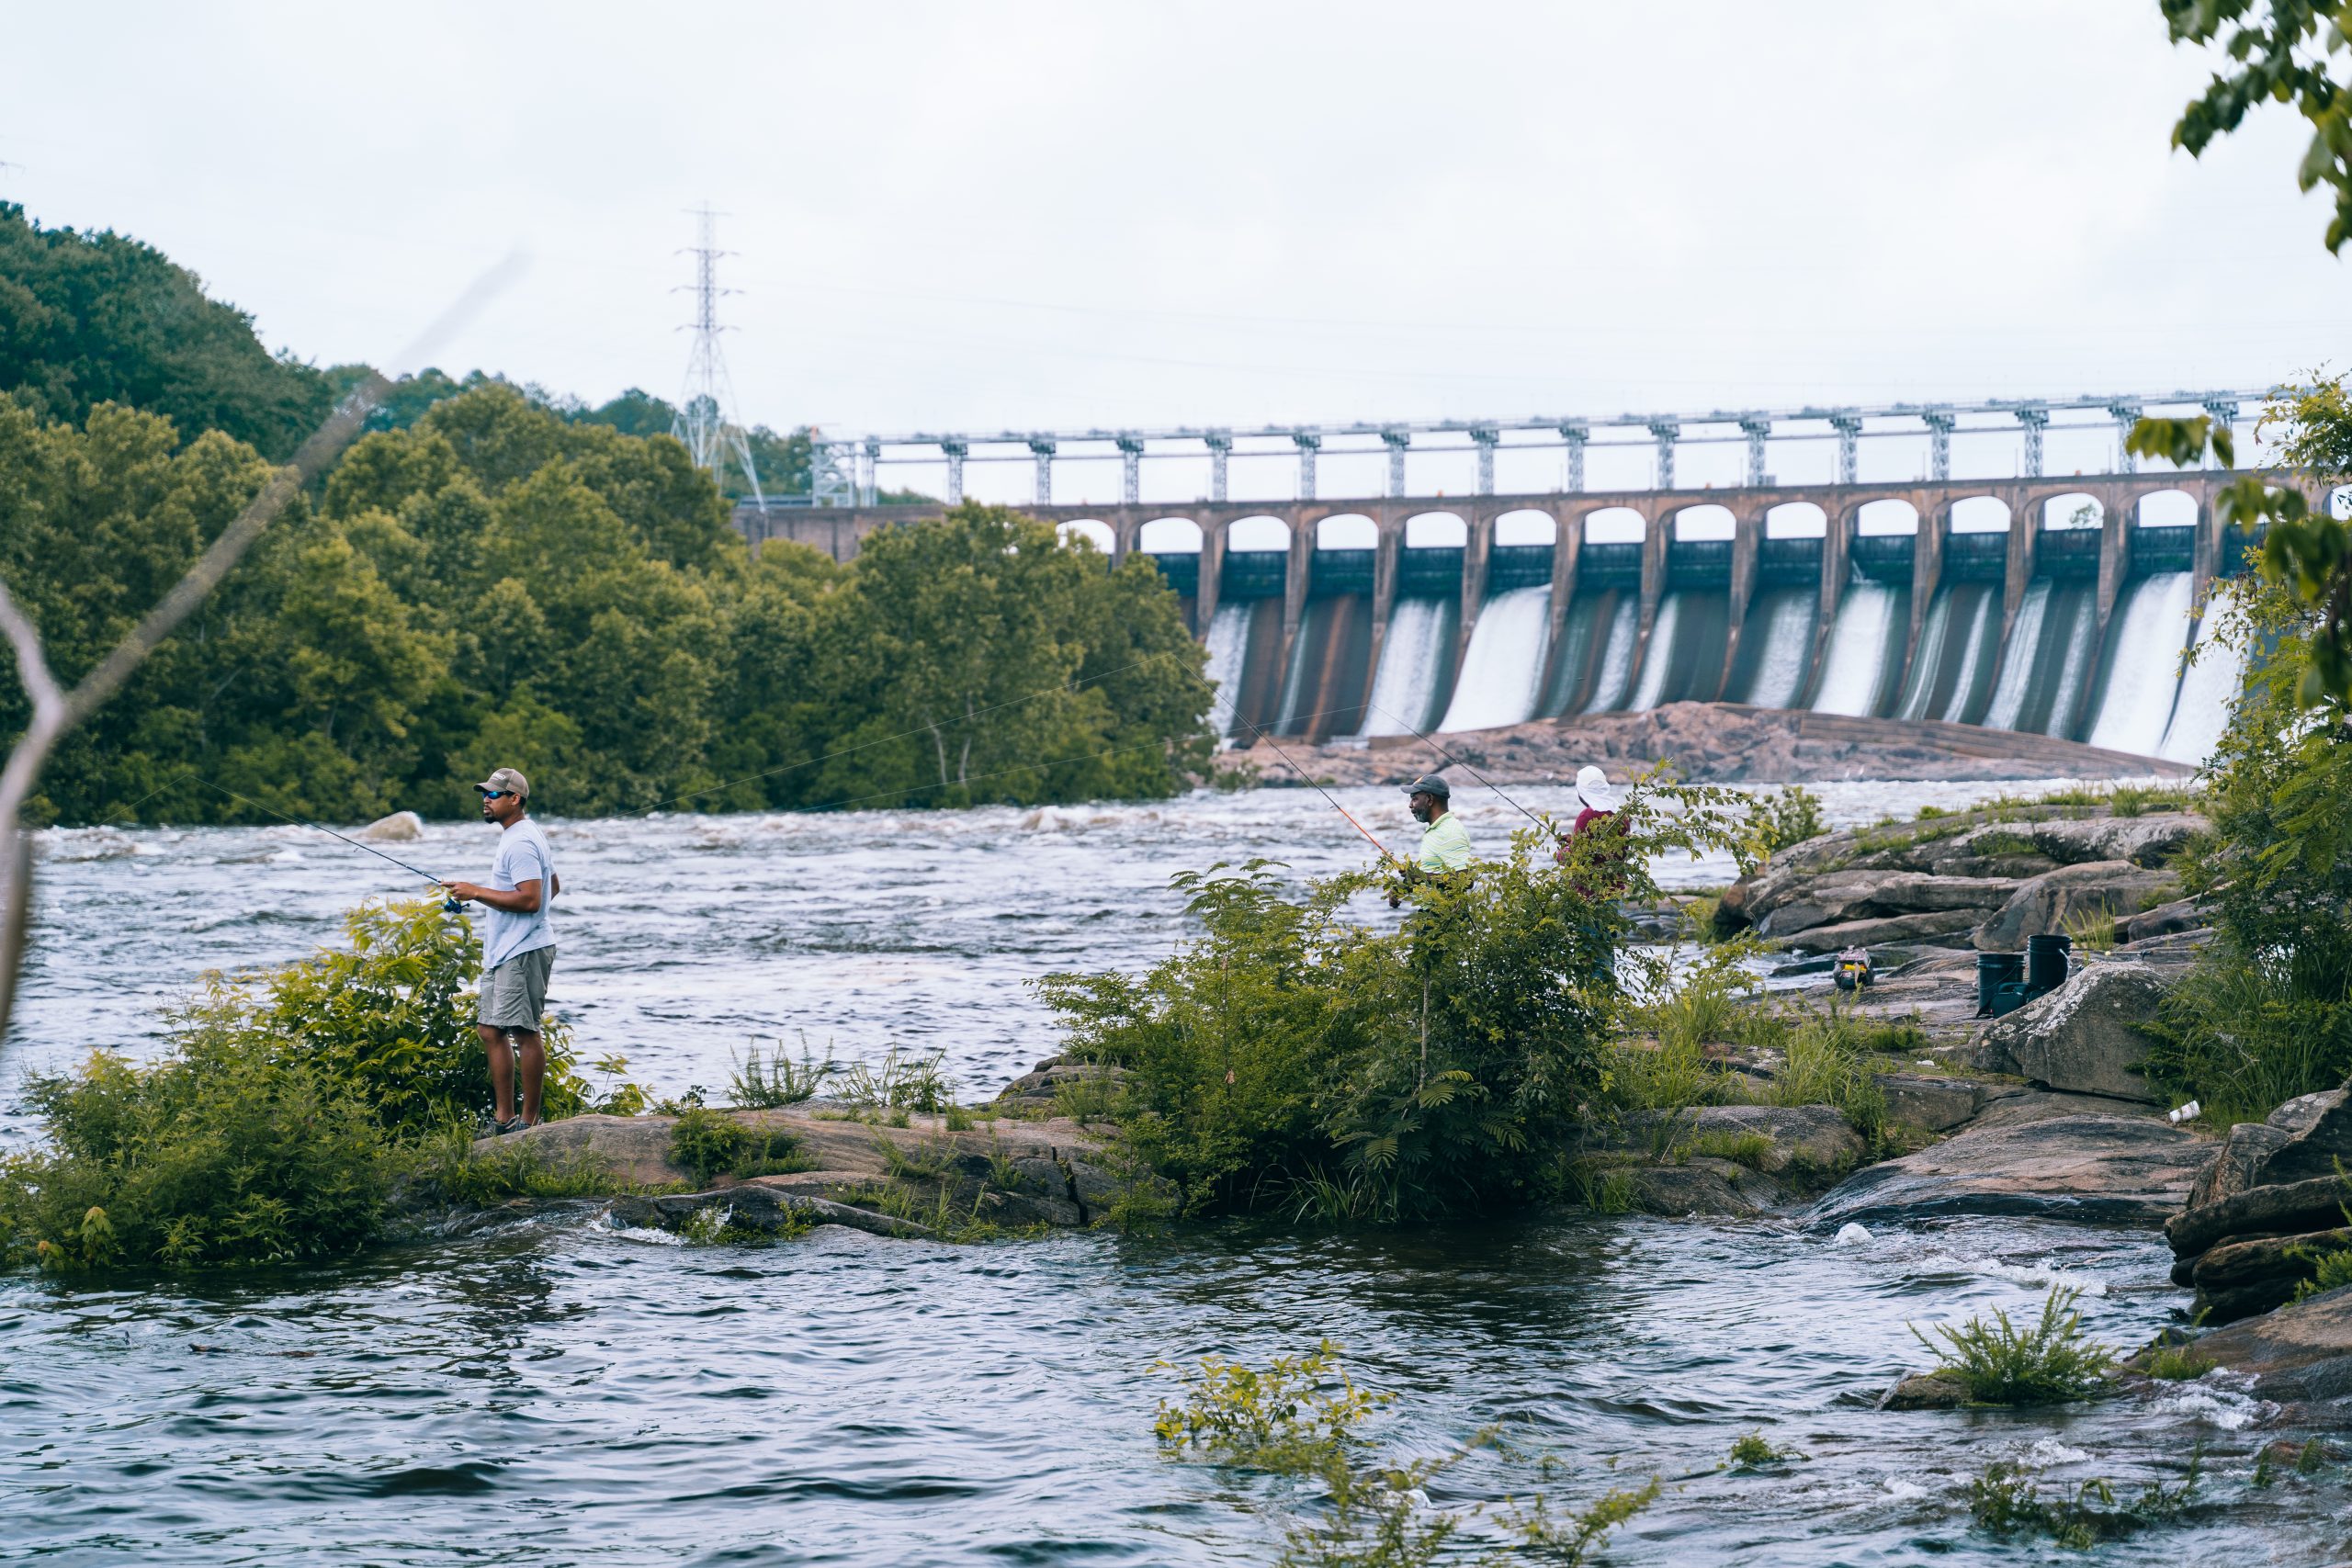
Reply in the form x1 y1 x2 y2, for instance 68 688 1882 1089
478 945 555 1030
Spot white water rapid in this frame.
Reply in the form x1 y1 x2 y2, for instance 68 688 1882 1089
1436 586 1551 732
2086 573 2194 755
1362 597 1451 736
1810 582 1901 716
1201 601 1254 742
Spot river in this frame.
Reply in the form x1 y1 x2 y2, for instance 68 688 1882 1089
3 780 2336 1563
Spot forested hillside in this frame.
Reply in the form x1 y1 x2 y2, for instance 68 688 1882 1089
0 213 1210 826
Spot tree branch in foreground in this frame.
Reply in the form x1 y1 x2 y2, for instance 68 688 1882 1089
0 372 390 1054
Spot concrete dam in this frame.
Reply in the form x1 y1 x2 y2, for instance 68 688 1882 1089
738 468 2278 767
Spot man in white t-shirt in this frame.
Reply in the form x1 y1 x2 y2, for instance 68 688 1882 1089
442 767 560 1134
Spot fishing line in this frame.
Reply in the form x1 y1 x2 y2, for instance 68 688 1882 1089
189 777 448 886
1169 661 1395 861
1361 699 1556 833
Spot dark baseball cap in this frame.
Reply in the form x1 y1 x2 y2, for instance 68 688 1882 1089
1402 773 1451 799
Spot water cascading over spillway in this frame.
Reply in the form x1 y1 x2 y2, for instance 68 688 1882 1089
2158 605 2250 764
1810 581 1910 717
2084 572 2195 755
1537 589 1635 716
1895 582 2003 725
1436 586 1551 732
1201 601 1251 743
1361 597 1459 736
1202 599 1286 744
1273 593 1375 740
1983 580 2098 737
1722 586 1817 709
1626 592 1732 711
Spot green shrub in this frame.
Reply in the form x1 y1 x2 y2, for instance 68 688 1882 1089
2146 1343 2216 1381
1155 1342 1657 1568
0 895 597 1270
1762 1010 1891 1144
1755 784 1827 855
1725 1432 1797 1467
0 1040 399 1270
667 1108 809 1187
1912 1286 2114 1405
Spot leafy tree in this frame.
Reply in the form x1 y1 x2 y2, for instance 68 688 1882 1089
0 203 332 460
2163 1 2352 253
2145 10 2352 704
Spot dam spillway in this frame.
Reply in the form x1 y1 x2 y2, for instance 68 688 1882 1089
737 468 2301 765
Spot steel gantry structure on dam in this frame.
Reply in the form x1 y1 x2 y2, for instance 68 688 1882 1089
797 388 2268 508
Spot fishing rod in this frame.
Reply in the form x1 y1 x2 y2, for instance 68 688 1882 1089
191 778 463 909
1171 664 1396 862
1362 700 1557 834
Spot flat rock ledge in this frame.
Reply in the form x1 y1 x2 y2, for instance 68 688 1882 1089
2163 1286 2352 1411
1804 1113 2207 1230
468 1107 1150 1239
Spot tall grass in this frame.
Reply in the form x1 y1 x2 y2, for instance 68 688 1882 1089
729 1038 837 1108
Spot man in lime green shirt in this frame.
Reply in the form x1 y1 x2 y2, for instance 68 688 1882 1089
1388 774 1473 906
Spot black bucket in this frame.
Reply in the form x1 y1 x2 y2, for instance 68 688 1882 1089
2026 932 2073 993
1990 980 2034 1017
1975 953 2025 1016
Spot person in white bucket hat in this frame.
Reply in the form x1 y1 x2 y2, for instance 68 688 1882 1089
1554 764 1628 883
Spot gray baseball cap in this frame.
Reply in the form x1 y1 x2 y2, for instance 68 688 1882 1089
474 766 531 800
1402 773 1451 799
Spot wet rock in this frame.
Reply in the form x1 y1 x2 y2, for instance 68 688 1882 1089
2180 1284 2352 1407
1805 1114 2206 1229
1879 1371 1972 1411
1755 871 2021 939
2248 1088 2352 1189
2190 1229 2352 1325
611 1182 939 1241
2023 812 2202 869
1964 1087 2165 1130
1971 962 2170 1103
2123 896 2207 944
2164 1174 2352 1260
1973 862 2176 953
1874 1073 1983 1133
1677 1103 1865 1176
359 810 425 841
1777 909 1981 955
1620 1158 1786 1217
2185 1122 2295 1213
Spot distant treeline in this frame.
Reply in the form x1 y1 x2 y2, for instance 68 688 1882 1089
0 205 1211 826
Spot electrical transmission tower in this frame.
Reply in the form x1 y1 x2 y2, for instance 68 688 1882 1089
673 205 765 506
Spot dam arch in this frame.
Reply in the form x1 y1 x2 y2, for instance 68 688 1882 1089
1057 519 1114 556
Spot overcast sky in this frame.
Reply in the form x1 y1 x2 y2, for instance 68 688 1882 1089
4 2 2342 502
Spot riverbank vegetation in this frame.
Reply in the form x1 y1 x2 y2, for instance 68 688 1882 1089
2138 381 2352 1122
1154 1340 1657 1567
0 205 1214 828
1039 784 1762 1221
0 897 617 1269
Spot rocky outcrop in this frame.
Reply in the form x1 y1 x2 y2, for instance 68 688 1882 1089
1225 704 2196 788
993 1056 1131 1115
1874 1073 1984 1133
469 1106 1150 1237
2173 1286 2352 1408
1973 863 2177 952
1619 1158 1787 1217
360 810 425 841
1971 962 2171 1103
2161 1085 2352 1325
1717 803 2206 963
1805 1113 2205 1228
